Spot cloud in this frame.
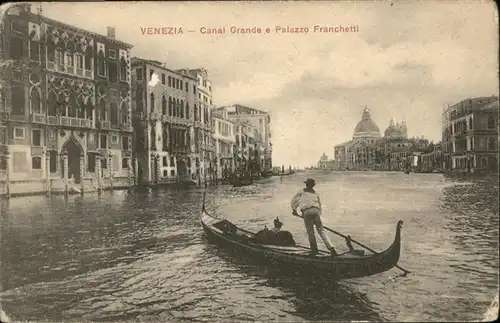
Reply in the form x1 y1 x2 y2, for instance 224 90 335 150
39 1 499 167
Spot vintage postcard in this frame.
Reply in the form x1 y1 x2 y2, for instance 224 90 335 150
0 1 498 322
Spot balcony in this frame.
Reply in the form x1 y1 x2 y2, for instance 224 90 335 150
121 123 133 132
172 146 190 154
60 116 92 128
44 115 92 128
46 60 93 80
31 113 46 124
98 120 111 130
161 115 191 127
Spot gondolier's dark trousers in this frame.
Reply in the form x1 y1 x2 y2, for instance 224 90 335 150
302 207 334 253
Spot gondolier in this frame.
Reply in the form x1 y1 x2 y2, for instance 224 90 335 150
291 178 338 256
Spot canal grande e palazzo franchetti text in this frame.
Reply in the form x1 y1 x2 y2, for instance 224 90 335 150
0 3 498 199
138 25 360 35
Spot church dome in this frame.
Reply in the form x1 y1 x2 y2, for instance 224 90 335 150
353 107 381 139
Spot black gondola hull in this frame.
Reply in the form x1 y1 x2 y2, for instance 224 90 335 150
201 212 402 280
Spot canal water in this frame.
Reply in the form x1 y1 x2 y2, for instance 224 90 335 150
0 171 498 322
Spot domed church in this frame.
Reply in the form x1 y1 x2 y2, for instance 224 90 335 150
352 107 381 141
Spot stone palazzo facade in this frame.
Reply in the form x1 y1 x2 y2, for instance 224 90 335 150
0 4 135 196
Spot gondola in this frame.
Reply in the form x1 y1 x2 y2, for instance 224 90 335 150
200 190 404 280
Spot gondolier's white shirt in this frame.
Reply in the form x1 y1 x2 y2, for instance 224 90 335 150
291 189 322 212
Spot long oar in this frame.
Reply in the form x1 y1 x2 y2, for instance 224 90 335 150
295 213 411 275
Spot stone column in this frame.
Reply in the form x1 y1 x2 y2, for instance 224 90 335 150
79 154 84 195
96 153 102 194
108 153 113 191
127 157 132 190
46 152 51 196
5 148 11 199
133 157 139 186
155 154 161 185
63 150 68 195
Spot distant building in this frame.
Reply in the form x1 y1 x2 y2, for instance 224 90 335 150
213 104 272 173
176 68 216 182
333 107 380 170
441 96 498 173
212 108 236 180
317 153 337 170
131 57 198 185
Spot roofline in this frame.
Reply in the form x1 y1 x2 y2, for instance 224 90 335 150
131 57 197 80
32 13 134 49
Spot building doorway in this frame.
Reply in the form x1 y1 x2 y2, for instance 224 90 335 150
62 137 83 184
488 156 498 172
177 158 187 176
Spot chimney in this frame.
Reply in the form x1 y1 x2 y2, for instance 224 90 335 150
107 26 116 39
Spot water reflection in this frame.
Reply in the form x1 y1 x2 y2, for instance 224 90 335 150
211 248 384 321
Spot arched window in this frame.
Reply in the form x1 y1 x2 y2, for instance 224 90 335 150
32 156 42 170
488 115 495 129
120 102 129 125
122 158 129 169
48 91 57 116
469 116 473 130
110 102 118 124
488 138 496 151
120 57 127 81
194 104 198 121
150 93 155 114
177 99 181 117
170 156 175 166
162 96 167 115
99 99 107 121
86 99 94 120
180 100 184 118
97 53 106 76
30 88 41 114
77 96 85 118
150 126 156 150
168 97 173 116
68 95 77 118
58 93 68 116
186 102 190 120
136 87 144 115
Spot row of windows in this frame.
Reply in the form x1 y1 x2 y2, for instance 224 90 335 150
135 68 191 93
9 34 129 83
2 152 131 173
10 127 129 152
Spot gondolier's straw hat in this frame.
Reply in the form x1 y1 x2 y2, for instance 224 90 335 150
304 178 316 186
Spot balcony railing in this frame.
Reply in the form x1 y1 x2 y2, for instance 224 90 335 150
47 60 93 79
172 146 190 154
44 115 92 128
32 113 46 124
98 120 111 130
59 116 92 128
161 115 191 127
121 123 133 132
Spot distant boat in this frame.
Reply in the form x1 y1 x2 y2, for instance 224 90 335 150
231 178 253 187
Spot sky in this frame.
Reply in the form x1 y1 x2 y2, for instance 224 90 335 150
36 1 498 168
